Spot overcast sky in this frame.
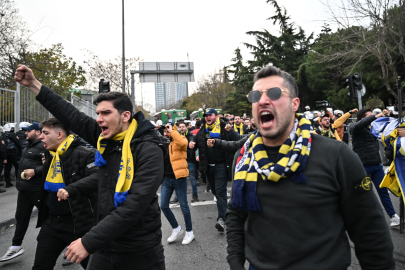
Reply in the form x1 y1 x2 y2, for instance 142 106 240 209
17 0 328 112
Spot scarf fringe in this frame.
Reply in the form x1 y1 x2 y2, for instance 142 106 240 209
114 191 130 207
232 188 244 209
44 182 66 192
95 151 107 167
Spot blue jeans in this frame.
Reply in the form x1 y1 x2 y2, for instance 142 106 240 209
160 177 192 232
206 162 228 221
363 164 396 217
187 162 197 195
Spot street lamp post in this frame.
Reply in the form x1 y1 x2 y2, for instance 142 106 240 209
122 0 125 93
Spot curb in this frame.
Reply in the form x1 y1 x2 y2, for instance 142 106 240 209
0 208 38 231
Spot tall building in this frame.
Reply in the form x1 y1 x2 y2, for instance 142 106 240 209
155 82 188 111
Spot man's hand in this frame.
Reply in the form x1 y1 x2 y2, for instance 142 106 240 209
207 139 215 148
41 154 45 164
397 128 405 137
189 142 196 149
14 65 42 95
351 108 358 113
376 109 389 118
165 124 173 133
3 160 6 164
225 124 232 132
66 239 89 264
24 169 35 180
57 189 69 201
196 156 199 162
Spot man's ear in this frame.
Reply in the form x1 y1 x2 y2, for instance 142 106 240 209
57 131 64 140
122 111 131 123
292 97 300 112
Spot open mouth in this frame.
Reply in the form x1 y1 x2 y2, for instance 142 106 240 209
100 126 109 135
260 111 275 128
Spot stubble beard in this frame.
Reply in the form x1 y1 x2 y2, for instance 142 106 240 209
260 103 294 141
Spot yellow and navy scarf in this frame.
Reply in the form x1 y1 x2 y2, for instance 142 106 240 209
234 123 244 135
44 135 75 192
95 119 138 207
316 126 335 139
233 114 312 211
180 130 188 136
205 117 221 138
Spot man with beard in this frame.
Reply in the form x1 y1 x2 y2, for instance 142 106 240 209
207 65 394 270
244 118 257 134
313 108 358 141
0 123 45 262
15 64 166 270
233 116 247 135
189 108 238 232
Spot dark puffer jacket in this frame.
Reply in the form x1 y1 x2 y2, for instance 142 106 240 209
36 139 99 238
36 85 165 254
181 130 196 163
194 118 239 171
17 139 46 192
350 115 382 165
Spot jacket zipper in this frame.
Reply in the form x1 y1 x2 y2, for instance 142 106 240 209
61 160 77 238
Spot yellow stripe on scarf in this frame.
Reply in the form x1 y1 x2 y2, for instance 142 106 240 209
234 123 244 135
205 117 221 138
45 134 75 191
96 119 138 206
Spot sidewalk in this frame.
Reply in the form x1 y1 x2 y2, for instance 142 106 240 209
0 179 38 231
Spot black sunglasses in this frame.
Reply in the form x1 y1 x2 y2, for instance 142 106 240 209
246 87 290 103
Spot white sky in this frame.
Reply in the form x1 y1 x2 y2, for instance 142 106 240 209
16 0 328 112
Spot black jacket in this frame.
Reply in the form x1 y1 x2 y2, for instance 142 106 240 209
17 139 46 192
194 118 239 171
36 138 99 238
181 130 196 163
3 132 22 154
0 138 6 163
36 85 165 254
350 115 381 165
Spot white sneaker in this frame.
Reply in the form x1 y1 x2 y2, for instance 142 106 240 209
214 196 217 202
0 247 24 262
390 214 400 227
182 231 195 245
167 226 183 243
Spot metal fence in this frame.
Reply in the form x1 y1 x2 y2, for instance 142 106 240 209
71 93 97 119
0 83 97 129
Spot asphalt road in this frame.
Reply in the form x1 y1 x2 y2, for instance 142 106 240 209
0 182 404 270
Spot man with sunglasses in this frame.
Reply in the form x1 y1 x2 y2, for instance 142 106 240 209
207 65 394 270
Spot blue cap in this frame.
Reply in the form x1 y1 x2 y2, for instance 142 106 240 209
21 122 42 131
203 108 218 116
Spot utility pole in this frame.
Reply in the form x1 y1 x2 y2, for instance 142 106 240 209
122 0 125 93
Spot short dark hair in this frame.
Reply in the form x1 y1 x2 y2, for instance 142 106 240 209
94 92 133 116
196 120 202 128
254 65 298 98
178 122 186 127
234 115 241 119
40 118 70 137
357 108 372 120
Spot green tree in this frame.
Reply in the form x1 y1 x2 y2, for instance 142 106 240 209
24 44 86 99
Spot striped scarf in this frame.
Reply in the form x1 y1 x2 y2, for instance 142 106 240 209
316 126 335 139
233 114 312 212
44 135 76 192
205 117 221 138
95 119 138 207
234 123 244 135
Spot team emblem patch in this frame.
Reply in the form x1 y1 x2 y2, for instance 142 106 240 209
361 177 371 191
353 176 372 195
